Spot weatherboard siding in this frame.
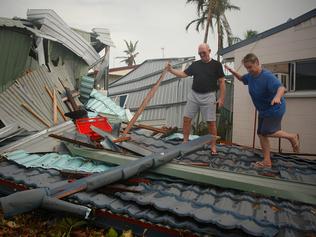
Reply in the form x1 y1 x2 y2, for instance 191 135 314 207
227 16 316 153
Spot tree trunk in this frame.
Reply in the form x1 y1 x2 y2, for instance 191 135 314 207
203 0 214 43
217 15 222 61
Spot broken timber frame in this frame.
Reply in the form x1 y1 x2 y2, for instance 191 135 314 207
122 66 169 135
44 86 67 121
21 103 50 128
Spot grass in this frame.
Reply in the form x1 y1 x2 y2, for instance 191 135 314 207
0 210 133 237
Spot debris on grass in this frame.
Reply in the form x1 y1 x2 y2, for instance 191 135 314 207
0 210 131 237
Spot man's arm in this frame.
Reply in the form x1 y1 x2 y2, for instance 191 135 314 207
224 65 243 82
165 63 188 78
217 77 226 108
271 86 286 105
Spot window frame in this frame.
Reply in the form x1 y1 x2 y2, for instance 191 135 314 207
264 58 316 97
291 58 316 92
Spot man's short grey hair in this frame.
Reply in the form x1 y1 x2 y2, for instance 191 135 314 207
242 53 259 64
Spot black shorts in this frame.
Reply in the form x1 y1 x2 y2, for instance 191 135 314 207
257 116 282 135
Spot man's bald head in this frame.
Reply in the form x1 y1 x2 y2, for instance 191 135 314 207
198 43 210 52
198 43 211 62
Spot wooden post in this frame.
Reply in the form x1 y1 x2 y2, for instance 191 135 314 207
127 123 168 134
123 68 168 135
53 89 58 125
112 136 131 143
21 103 50 128
65 87 79 111
44 86 67 121
252 109 257 149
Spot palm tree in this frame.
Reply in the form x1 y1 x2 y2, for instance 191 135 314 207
228 29 258 46
186 0 215 43
244 30 258 39
213 0 239 60
228 36 242 46
186 0 240 60
117 40 139 66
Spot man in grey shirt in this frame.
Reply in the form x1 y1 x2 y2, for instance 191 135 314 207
166 43 225 155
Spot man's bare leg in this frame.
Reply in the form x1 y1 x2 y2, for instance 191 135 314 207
267 130 300 152
207 121 217 154
182 116 192 143
257 134 272 168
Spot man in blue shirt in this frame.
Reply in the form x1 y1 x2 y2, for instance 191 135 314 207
225 53 300 168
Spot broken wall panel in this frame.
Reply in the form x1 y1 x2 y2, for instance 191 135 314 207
0 28 32 92
0 66 77 131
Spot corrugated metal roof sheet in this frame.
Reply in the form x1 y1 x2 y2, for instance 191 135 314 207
0 123 32 146
109 57 194 90
71 27 91 44
108 57 194 127
0 121 75 153
0 66 74 131
49 64 78 92
79 76 95 103
27 9 100 66
0 28 32 92
0 17 57 41
5 150 111 173
92 28 115 48
123 78 191 108
85 89 128 122
0 123 20 141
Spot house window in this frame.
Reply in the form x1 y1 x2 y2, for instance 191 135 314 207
118 94 128 108
295 60 316 91
274 73 289 91
288 59 316 92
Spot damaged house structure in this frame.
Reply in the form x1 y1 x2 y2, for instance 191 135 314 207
0 8 316 237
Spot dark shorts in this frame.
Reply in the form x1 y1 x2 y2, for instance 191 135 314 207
257 116 282 135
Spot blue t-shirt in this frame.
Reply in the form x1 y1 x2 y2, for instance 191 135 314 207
242 69 285 118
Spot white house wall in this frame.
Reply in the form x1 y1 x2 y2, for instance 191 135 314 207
229 16 316 153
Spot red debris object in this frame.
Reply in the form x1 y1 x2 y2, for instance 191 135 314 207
75 117 112 140
126 178 151 185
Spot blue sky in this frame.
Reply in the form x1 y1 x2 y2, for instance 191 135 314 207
1 0 315 67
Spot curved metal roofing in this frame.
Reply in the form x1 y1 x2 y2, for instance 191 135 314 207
0 17 56 41
27 9 100 66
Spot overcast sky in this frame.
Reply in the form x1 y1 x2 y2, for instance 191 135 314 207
1 0 316 67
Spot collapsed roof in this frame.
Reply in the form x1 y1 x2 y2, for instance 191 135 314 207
0 9 315 236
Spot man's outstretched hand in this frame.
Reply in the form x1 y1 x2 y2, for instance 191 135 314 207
224 65 234 73
271 96 282 105
216 98 224 108
165 63 172 72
